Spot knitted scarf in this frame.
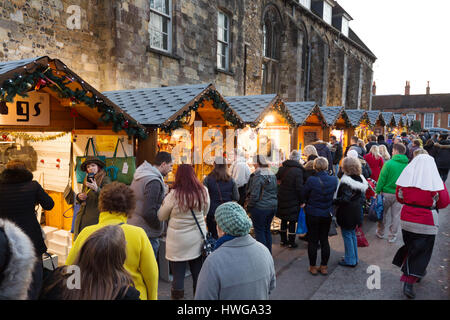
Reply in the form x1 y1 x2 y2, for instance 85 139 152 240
214 234 237 250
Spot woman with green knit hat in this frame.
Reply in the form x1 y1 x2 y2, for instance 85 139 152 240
194 202 276 300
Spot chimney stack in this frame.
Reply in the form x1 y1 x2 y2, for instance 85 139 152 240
426 81 430 95
405 81 410 95
372 81 376 95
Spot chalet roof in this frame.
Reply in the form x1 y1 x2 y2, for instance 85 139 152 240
224 94 277 124
104 84 210 126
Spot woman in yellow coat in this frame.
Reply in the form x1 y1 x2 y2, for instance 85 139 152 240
66 182 158 300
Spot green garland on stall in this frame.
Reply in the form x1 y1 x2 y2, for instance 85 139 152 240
250 100 296 128
0 66 148 140
160 89 245 133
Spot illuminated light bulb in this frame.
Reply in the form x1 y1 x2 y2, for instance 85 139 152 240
264 114 275 123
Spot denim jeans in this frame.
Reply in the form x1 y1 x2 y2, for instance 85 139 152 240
333 164 339 177
341 228 358 265
249 207 276 253
149 237 160 259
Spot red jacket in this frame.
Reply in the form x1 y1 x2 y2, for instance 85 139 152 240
363 153 384 181
396 185 450 226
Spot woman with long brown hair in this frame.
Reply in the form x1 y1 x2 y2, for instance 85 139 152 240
73 156 111 240
203 157 239 239
158 164 210 300
40 225 140 300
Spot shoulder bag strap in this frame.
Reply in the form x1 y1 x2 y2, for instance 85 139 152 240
190 209 206 241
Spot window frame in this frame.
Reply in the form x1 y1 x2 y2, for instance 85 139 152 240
341 17 349 37
217 11 230 71
424 113 434 129
323 1 332 25
298 0 311 10
149 0 172 53
407 114 416 122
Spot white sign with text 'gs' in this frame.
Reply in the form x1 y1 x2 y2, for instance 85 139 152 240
0 91 50 126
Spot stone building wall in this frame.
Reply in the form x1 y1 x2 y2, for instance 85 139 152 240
0 0 376 109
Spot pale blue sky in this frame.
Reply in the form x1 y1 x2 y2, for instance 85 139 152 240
337 0 450 95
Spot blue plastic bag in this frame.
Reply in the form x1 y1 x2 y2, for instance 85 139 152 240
375 194 384 221
367 197 378 221
296 208 307 235
368 194 384 222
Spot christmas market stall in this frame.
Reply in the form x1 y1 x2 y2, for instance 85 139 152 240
344 109 370 142
319 106 353 151
366 110 385 137
224 94 296 166
381 111 396 136
284 101 327 154
104 83 245 184
0 56 146 263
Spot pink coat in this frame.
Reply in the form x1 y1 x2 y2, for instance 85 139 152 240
363 153 384 181
396 185 450 227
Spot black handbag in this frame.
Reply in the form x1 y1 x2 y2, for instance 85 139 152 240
190 209 216 258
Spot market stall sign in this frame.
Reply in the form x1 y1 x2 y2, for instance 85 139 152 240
0 92 50 126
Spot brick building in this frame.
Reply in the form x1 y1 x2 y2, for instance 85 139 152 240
0 0 375 108
372 81 450 130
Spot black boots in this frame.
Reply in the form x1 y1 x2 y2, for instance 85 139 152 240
280 230 288 246
171 289 184 300
403 282 416 299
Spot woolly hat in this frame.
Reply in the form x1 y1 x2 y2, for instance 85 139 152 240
215 202 252 237
81 156 106 172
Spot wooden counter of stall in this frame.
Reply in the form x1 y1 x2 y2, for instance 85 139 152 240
0 57 146 255
225 94 297 165
104 83 245 184
284 102 327 154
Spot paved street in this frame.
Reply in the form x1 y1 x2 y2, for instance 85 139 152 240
157 177 450 300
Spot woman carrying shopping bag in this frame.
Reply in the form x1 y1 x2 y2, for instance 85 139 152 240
334 157 368 267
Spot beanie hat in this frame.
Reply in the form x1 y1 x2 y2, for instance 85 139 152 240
215 202 252 237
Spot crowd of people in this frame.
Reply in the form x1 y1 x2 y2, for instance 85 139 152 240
0 129 448 300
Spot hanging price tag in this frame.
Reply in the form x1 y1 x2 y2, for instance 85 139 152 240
122 162 128 174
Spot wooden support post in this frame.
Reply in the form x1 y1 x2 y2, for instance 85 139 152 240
323 127 330 142
136 129 158 166
291 126 299 151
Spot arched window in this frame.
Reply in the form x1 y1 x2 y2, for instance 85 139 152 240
261 5 282 94
262 6 281 60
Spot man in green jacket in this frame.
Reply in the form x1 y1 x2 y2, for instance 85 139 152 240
375 143 409 243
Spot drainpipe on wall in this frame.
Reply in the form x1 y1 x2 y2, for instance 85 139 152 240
243 43 249 96
306 44 311 101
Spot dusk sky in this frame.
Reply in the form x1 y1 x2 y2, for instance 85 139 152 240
337 0 450 95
